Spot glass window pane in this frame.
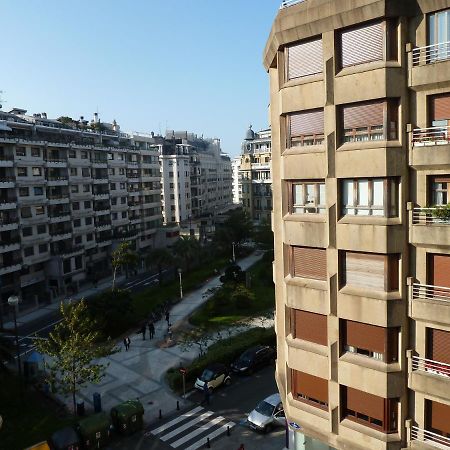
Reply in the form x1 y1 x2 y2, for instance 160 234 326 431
306 184 315 205
372 179 384 206
358 180 369 206
294 185 303 206
343 180 353 207
429 14 436 45
319 184 326 206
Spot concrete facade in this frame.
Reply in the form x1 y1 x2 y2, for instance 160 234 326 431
265 1 450 449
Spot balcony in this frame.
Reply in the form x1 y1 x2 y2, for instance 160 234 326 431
410 208 450 246
411 426 450 450
46 158 67 168
93 178 108 184
93 192 109 200
410 283 450 325
50 232 72 242
0 261 22 275
0 241 20 253
410 126 450 168
409 42 450 90
0 199 17 210
0 220 18 231
0 176 15 187
51 245 84 258
280 0 306 8
48 195 69 204
0 155 14 167
49 213 71 224
47 176 68 186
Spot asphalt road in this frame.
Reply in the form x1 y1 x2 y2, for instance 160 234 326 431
107 366 282 450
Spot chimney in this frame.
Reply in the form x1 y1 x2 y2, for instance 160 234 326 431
42 112 47 119
94 112 99 123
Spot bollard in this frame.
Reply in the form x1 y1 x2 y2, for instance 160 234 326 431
227 425 230 436
177 400 180 411
159 409 162 420
206 437 210 448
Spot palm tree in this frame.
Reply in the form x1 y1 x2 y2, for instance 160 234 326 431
145 247 174 286
111 242 139 290
172 236 200 272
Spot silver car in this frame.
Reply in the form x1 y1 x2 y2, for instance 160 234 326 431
247 393 285 433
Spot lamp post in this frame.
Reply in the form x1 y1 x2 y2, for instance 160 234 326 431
8 295 23 382
232 242 236 263
178 268 183 300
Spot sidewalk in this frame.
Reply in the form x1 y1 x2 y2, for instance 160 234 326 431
51 251 266 424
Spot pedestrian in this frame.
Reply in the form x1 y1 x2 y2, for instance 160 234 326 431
202 381 210 406
167 324 173 341
123 336 131 351
140 323 147 340
148 321 155 339
165 311 170 324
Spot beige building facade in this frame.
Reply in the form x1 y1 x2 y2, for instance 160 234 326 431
264 1 450 449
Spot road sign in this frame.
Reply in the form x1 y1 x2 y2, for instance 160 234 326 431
179 368 187 375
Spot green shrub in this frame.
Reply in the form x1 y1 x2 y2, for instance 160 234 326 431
432 203 450 221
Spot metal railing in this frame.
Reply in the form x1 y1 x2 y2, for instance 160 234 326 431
412 126 450 146
412 207 450 225
412 41 450 66
411 426 450 448
280 0 306 8
412 283 450 303
412 355 450 378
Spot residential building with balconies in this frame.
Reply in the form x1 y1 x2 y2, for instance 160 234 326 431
265 1 450 449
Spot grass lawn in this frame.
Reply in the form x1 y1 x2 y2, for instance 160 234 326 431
189 254 274 330
0 372 77 450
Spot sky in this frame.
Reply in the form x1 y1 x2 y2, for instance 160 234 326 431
1 0 281 157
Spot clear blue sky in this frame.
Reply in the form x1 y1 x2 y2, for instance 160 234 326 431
2 1 280 157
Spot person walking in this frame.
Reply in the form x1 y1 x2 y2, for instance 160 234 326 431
123 336 131 351
202 381 210 406
140 323 147 340
148 321 155 339
165 311 170 325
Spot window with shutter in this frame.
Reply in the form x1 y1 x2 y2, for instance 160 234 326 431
428 254 450 294
343 252 399 292
292 246 327 280
291 309 327 345
291 369 328 410
426 328 450 370
287 109 325 147
426 399 450 438
343 386 398 433
286 37 323 80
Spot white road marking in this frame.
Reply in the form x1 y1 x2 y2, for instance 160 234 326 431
160 411 213 441
183 422 235 450
171 415 225 448
150 406 204 435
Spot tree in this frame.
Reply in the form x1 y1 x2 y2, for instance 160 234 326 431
230 284 255 310
0 335 13 372
34 300 118 413
172 236 200 272
178 327 223 357
111 241 139 290
145 247 174 286
214 209 253 256
252 219 274 250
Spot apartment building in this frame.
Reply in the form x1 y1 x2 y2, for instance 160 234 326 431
265 1 450 449
232 156 241 204
239 126 272 224
158 131 233 225
0 110 163 317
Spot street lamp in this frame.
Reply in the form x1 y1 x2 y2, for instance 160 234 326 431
178 268 183 300
232 242 236 263
8 295 23 382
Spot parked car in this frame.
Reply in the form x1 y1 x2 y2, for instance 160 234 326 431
247 393 285 433
194 363 231 392
231 345 276 374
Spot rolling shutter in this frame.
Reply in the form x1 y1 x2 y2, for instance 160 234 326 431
343 101 384 130
428 400 450 435
287 38 323 80
293 310 327 345
292 246 327 280
341 21 384 67
428 328 450 365
431 94 450 121
430 254 450 289
289 109 324 137
347 387 384 422
346 320 386 354
292 370 328 404
345 252 385 291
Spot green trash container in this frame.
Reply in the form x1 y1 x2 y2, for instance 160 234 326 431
110 400 144 436
76 412 111 449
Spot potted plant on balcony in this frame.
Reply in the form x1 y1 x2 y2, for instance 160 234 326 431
431 203 450 223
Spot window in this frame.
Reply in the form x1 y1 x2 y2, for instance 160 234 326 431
24 247 34 257
429 176 450 205
117 153 124 161
285 37 323 80
290 309 327 345
74 236 82 244
16 147 26 157
37 224 46 234
31 147 41 157
291 246 327 280
73 219 81 228
342 320 399 363
72 202 80 211
19 187 29 197
426 328 450 376
21 207 32 218
342 251 399 292
85 217 92 225
110 183 116 191
35 206 45 215
338 20 398 69
34 187 44 196
22 227 32 237
38 244 47 254
121 211 127 218
86 233 93 241
112 212 118 220
428 9 450 50
291 369 328 410
120 183 126 190
120 197 126 204
109 168 115 175
107 152 114 160
425 399 450 440
71 185 79 194
342 387 398 433
17 167 27 177
83 184 90 193
341 99 399 143
290 181 326 214
341 178 398 217
70 168 77 176
119 168 125 175
287 109 324 147
81 151 88 159
32 167 42 176
69 150 76 158
84 201 91 209
82 168 90 177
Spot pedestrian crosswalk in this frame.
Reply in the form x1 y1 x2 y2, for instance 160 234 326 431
148 406 235 450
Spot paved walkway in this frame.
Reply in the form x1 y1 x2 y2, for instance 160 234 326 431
52 251 266 424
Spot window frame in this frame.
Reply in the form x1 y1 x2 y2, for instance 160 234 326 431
289 180 326 214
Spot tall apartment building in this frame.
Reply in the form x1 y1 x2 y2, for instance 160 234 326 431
158 131 232 225
232 156 241 204
265 1 450 449
0 109 162 317
240 126 272 224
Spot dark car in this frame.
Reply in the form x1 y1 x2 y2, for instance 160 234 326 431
194 363 232 392
231 345 276 374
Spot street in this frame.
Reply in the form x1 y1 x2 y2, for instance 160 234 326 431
108 366 285 450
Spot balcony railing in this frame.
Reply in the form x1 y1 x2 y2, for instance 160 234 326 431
412 207 450 225
412 355 450 379
280 0 306 8
411 426 450 449
412 126 450 147
412 41 450 67
412 283 450 303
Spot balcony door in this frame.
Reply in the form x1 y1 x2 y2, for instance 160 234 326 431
428 253 450 292
428 9 450 61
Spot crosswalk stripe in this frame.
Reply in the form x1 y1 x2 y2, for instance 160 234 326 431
160 411 213 441
150 406 204 435
183 421 236 450
171 415 225 448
